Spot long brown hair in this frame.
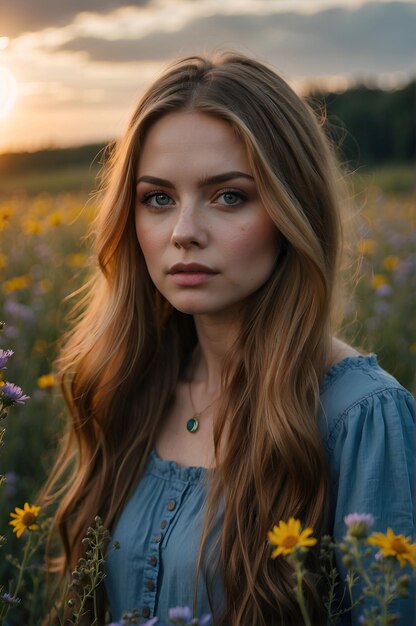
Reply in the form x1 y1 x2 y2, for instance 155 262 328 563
42 51 346 625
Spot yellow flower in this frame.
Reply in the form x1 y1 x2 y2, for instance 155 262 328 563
268 517 317 558
66 252 88 268
9 503 41 538
22 219 44 235
368 528 416 568
0 205 13 223
48 210 64 227
37 373 55 388
357 239 376 255
383 255 399 271
3 275 32 293
371 274 387 289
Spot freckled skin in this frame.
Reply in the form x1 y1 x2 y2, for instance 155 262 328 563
135 111 279 320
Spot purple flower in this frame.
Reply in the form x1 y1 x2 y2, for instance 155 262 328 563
168 607 192 623
344 513 374 539
345 513 374 528
1 382 30 405
1 592 21 606
0 349 14 369
4 300 34 322
167 607 211 625
376 284 393 298
4 471 18 498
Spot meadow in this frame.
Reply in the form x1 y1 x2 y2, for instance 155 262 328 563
0 160 415 621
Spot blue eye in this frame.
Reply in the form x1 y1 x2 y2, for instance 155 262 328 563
141 192 173 208
216 190 246 206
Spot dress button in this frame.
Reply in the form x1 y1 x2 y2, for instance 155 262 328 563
149 555 158 566
167 499 176 511
154 533 162 543
160 520 168 529
142 607 150 618
146 579 155 592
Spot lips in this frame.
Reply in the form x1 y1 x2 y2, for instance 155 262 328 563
168 263 218 274
167 263 219 286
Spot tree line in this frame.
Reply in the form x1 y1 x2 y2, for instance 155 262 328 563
307 80 415 167
0 81 414 176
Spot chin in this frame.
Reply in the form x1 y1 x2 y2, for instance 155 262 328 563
172 303 218 316
170 298 241 318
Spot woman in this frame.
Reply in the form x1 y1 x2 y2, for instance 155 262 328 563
44 52 415 625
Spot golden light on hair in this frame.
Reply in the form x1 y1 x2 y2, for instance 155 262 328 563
0 66 18 118
41 51 343 626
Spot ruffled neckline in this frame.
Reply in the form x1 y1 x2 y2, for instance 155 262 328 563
148 447 208 481
321 353 378 392
150 353 379 474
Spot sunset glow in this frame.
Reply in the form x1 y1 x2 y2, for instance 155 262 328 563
0 0 414 153
0 66 18 119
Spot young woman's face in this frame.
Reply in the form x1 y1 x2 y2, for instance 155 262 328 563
135 111 279 317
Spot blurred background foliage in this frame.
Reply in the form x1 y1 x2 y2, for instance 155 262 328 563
0 80 415 620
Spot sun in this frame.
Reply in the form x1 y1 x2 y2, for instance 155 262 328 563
0 66 18 119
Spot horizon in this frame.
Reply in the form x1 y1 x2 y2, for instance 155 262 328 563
1 75 414 158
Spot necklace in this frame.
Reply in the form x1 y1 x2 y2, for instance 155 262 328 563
186 382 219 433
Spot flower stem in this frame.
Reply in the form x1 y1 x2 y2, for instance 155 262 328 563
0 534 33 622
294 560 313 626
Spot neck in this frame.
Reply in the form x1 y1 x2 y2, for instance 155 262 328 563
190 312 240 393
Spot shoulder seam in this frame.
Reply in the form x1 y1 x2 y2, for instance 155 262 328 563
325 386 413 453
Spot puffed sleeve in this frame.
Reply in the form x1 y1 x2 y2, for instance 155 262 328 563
327 387 415 626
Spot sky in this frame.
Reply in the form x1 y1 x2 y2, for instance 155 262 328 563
0 0 415 154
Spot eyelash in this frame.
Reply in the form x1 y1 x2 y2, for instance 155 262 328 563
139 188 248 208
215 189 247 206
139 191 173 208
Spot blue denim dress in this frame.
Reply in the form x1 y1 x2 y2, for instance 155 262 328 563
105 354 415 625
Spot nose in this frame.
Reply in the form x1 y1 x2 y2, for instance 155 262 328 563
170 204 208 249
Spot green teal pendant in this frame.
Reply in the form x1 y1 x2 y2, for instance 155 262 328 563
186 416 199 433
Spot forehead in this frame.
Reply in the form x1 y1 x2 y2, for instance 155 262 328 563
137 111 251 175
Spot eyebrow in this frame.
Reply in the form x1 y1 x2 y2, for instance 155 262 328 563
136 171 255 188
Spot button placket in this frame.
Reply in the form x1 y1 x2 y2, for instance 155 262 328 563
141 483 186 616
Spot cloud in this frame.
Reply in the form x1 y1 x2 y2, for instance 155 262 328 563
0 0 150 37
50 2 416 80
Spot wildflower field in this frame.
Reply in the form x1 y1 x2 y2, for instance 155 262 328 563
0 161 415 622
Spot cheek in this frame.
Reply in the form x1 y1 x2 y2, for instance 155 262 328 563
228 218 278 267
135 218 160 262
